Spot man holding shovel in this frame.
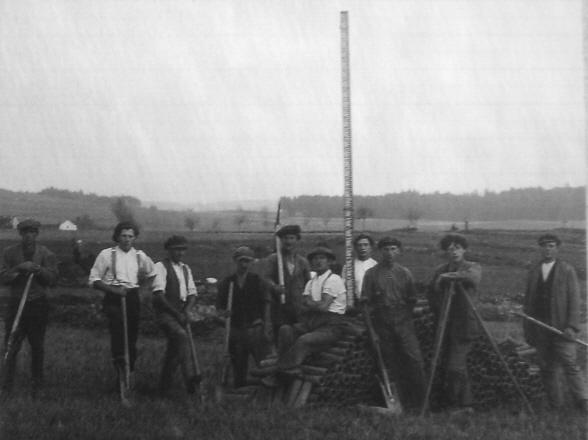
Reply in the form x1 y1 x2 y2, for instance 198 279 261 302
217 246 271 388
263 225 311 340
361 237 426 411
523 233 588 411
152 235 200 397
0 219 58 398
89 222 155 397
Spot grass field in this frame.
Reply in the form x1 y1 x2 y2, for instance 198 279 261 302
0 228 586 439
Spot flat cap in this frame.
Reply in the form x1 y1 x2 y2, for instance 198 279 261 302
164 235 189 249
307 246 336 261
276 224 301 238
233 246 255 261
538 233 561 246
17 219 41 232
377 236 402 249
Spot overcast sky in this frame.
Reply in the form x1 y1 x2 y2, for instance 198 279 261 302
0 0 584 206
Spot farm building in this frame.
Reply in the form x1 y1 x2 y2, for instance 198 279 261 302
59 220 78 231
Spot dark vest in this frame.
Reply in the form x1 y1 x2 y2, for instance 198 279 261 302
162 259 190 312
534 263 556 323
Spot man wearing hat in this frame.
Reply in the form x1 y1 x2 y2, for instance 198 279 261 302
89 221 156 390
151 235 200 396
266 245 346 381
523 234 588 411
217 246 271 388
427 233 481 412
361 237 425 410
263 224 311 339
0 219 58 397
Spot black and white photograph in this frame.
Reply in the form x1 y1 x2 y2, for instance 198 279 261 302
0 1 585 438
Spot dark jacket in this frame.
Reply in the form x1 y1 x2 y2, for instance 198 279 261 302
263 252 310 323
0 244 58 304
427 260 482 342
523 259 581 346
217 272 268 329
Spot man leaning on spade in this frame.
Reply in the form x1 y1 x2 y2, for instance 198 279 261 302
0 219 58 399
88 221 156 393
360 236 426 410
151 235 201 397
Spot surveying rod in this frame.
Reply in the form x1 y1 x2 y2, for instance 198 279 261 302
340 11 355 301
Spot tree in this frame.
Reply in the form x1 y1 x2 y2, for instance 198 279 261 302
356 206 374 231
111 197 136 224
184 215 200 231
210 217 221 232
234 209 248 231
260 206 271 229
405 207 423 230
75 214 96 231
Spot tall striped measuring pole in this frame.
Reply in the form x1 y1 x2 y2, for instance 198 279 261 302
340 11 355 303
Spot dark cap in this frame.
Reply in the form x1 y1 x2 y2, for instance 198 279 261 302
276 224 301 239
17 219 41 232
233 246 255 261
538 233 561 246
377 236 402 249
164 235 188 249
307 246 336 261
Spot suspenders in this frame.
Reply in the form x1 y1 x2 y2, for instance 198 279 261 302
108 247 142 284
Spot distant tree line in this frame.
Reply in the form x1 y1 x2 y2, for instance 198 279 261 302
280 186 585 222
40 187 142 207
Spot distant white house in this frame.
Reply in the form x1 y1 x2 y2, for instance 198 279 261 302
59 220 78 231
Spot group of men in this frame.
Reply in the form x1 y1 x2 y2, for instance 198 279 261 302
1 219 586 414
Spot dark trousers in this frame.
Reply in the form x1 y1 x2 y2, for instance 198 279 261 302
277 312 346 371
158 313 195 392
535 330 588 407
374 310 426 409
103 289 140 371
3 297 49 391
229 325 267 388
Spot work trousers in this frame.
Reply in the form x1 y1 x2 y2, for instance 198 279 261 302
229 325 267 388
277 311 346 371
103 289 140 371
158 313 196 392
445 338 473 407
373 309 426 409
2 297 49 391
535 330 588 407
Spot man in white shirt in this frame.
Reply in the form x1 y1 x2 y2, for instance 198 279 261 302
151 235 199 397
523 233 588 411
88 222 156 388
343 233 378 311
271 246 347 378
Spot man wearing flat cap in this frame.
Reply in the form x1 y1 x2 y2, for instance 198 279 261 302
263 246 346 384
0 219 58 398
523 233 588 411
361 237 425 410
151 235 200 396
217 246 271 388
263 224 311 339
89 221 156 391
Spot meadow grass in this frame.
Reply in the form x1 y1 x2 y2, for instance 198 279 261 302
1 323 586 440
